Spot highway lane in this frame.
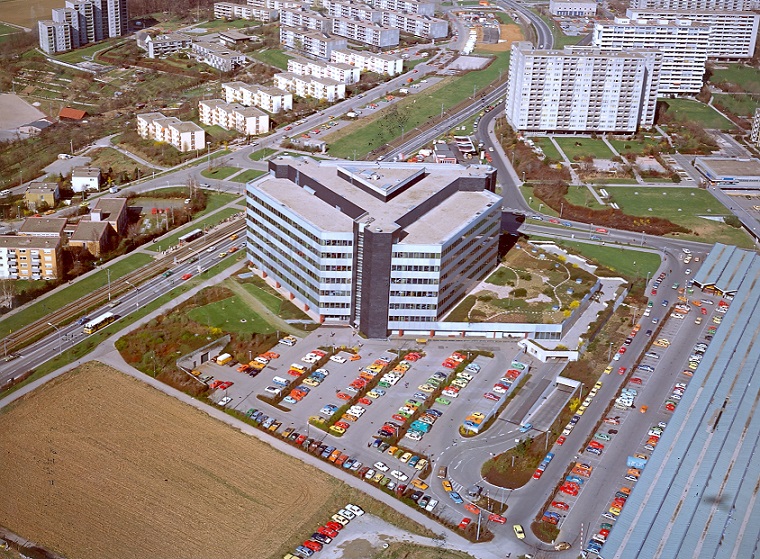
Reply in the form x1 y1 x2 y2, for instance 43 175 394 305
498 0 554 49
0 231 243 386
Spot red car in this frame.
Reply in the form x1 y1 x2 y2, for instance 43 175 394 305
337 392 352 400
488 513 507 524
219 381 233 389
391 414 407 422
318 526 338 538
287 368 302 377
303 540 322 552
334 421 350 430
701 307 708 315
458 517 472 529
589 441 605 450
295 434 307 445
556 435 566 446
532 469 543 480
442 359 458 368
325 521 343 531
181 273 192 280
552 501 570 510
618 347 627 354
358 397 372 406
630 377 642 385
483 392 500 401
651 288 658 295
618 367 627 375
560 484 579 496
666 402 677 411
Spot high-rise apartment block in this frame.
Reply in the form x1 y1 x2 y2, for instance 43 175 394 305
505 42 661 133
592 17 710 95
626 9 760 59
246 157 500 338
751 108 760 149
39 0 127 54
628 0 759 9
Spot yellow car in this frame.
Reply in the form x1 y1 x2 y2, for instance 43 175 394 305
654 338 670 347
442 480 453 492
595 381 603 390
688 361 698 370
218 252 227 258
400 452 412 463
411 478 429 490
713 316 722 324
604 366 613 375
329 425 345 435
695 317 702 325
513 525 525 539
576 406 586 416
418 384 436 393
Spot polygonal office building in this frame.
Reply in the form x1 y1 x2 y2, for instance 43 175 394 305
246 156 501 338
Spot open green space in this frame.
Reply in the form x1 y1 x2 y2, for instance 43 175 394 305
605 186 754 248
87 148 156 178
537 12 584 48
587 177 638 185
712 93 760 118
200 124 238 144
486 267 517 286
239 278 311 321
711 64 760 95
494 12 515 24
608 136 665 157
328 51 509 159
54 38 121 63
554 137 613 160
231 169 266 183
250 147 278 161
252 48 292 70
520 185 559 216
0 253 154 335
545 240 660 279
531 137 562 161
196 19 257 30
188 295 275 334
195 191 241 217
201 166 241 180
661 98 735 130
564 186 606 209
146 207 241 251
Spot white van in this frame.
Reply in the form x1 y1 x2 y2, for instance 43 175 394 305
272 376 289 387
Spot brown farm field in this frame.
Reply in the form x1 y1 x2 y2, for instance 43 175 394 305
0 0 62 29
0 363 430 559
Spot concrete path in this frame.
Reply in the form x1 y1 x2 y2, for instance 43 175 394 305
550 136 582 186
602 135 645 185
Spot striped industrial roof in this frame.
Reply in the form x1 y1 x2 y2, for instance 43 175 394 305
602 245 760 559
691 242 753 296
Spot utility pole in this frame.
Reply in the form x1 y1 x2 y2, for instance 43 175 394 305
47 322 62 355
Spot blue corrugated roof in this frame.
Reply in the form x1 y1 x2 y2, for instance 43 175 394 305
603 246 760 559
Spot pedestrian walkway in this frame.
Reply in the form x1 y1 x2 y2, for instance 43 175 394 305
602 135 644 184
222 277 304 337
550 136 582 186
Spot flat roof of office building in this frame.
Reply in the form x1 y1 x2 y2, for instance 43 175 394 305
252 156 499 243
602 244 760 559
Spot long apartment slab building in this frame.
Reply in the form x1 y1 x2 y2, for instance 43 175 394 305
222 81 293 113
199 99 270 136
505 42 661 133
287 57 360 84
246 157 500 338
136 112 206 152
628 0 759 8
625 8 760 59
279 27 348 59
39 0 127 54
213 1 278 22
273 73 346 102
592 17 710 95
330 48 404 75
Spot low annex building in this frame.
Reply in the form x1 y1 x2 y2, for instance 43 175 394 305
693 157 760 189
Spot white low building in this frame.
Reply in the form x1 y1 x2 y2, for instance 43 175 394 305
330 48 404 76
192 41 247 71
274 72 346 102
287 57 360 84
549 0 598 16
71 166 101 193
199 99 270 136
136 112 206 152
222 81 294 113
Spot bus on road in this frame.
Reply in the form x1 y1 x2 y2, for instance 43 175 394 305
83 312 117 334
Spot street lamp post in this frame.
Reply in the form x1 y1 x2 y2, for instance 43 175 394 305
206 141 211 170
608 341 613 361
106 268 111 302
47 322 62 355
125 280 139 308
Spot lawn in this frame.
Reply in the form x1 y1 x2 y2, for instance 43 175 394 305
712 93 760 118
53 38 120 63
327 51 509 159
660 98 735 130
609 136 666 157
554 138 614 160
606 186 754 247
195 191 241 217
494 12 515 24
520 185 559 216
711 64 760 95
146 207 241 251
201 166 241 180
188 294 275 334
486 267 517 286
238 277 311 320
0 253 153 335
537 12 584 48
249 147 278 161
252 48 292 70
197 18 257 30
230 169 266 183
532 137 562 161
564 186 606 209
87 147 156 178
548 240 661 279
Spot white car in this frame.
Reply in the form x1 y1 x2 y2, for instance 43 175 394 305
345 503 364 516
264 386 281 396
425 498 438 512
219 396 232 406
330 355 347 364
374 461 389 472
405 431 423 441
685 269 692 275
457 371 474 381
348 406 366 416
491 384 508 394
390 470 409 482
682 248 691 254
338 508 356 520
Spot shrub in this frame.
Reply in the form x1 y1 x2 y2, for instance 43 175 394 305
512 288 527 298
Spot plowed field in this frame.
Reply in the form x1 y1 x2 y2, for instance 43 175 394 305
0 363 337 559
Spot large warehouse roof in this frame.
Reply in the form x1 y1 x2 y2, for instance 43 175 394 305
602 245 760 559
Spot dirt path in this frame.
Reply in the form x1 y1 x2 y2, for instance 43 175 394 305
223 277 304 337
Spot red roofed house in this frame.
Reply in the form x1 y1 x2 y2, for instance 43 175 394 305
59 107 87 121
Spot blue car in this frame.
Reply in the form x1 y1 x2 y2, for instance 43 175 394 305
450 491 464 504
519 423 533 433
